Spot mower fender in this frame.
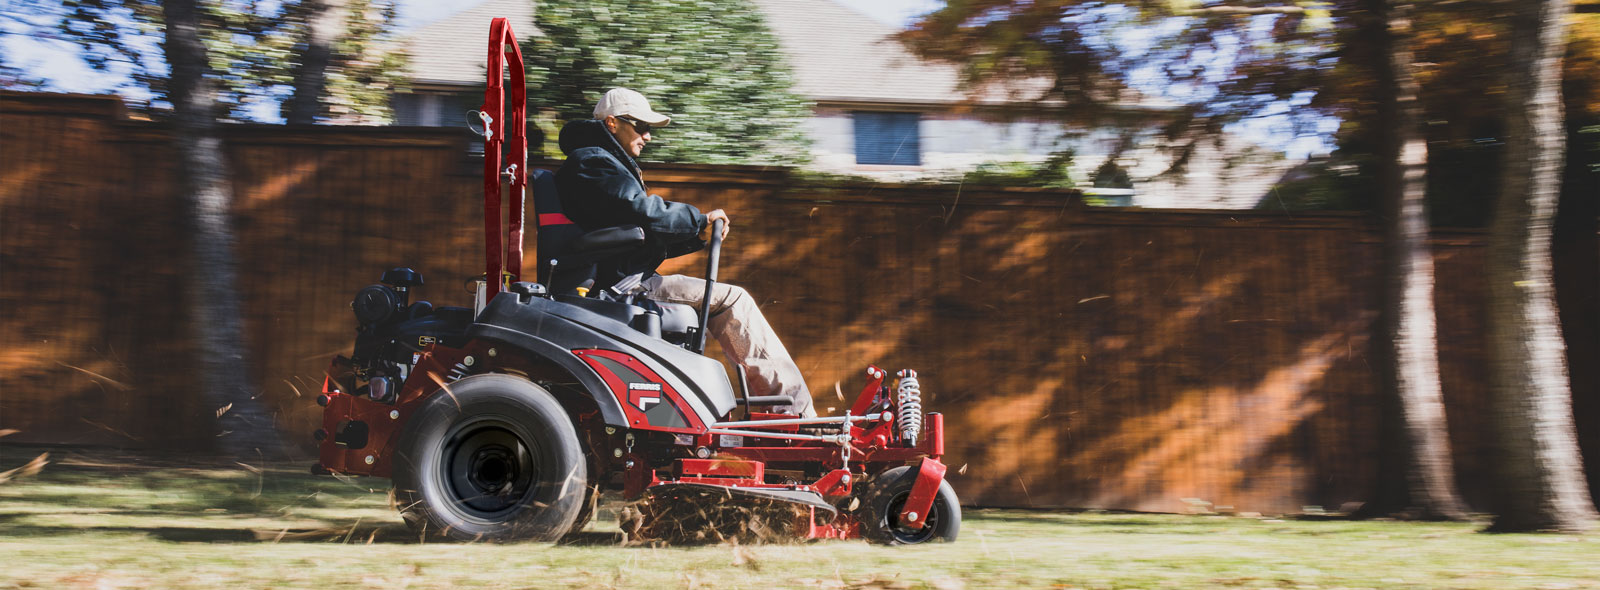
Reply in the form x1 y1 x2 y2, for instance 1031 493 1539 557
899 458 947 530
468 323 630 428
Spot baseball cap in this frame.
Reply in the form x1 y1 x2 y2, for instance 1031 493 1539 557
593 88 671 127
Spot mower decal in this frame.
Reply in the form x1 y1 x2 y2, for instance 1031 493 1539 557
417 335 436 347
627 383 664 412
574 350 701 432
643 400 684 427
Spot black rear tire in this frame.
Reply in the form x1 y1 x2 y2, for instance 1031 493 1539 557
861 465 961 545
393 374 586 542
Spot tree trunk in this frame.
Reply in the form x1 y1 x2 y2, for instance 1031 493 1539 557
163 0 284 458
1486 0 1597 533
1554 109 1600 512
284 0 347 125
1359 0 1470 520
1555 41 1600 510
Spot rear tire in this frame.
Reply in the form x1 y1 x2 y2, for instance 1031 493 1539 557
861 465 961 545
392 374 586 542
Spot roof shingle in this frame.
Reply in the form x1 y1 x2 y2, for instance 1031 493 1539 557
400 0 537 86
748 0 974 104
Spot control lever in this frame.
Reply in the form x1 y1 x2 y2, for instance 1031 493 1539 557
693 218 725 354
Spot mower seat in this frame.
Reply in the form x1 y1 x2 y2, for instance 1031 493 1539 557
532 169 644 294
530 169 700 342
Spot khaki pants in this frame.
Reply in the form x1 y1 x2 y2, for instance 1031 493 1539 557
644 274 815 417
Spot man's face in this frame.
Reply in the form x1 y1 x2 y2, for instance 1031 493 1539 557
606 115 652 158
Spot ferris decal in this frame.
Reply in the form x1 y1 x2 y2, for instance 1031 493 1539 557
628 382 662 411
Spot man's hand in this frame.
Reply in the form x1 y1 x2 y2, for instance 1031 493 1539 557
701 209 731 241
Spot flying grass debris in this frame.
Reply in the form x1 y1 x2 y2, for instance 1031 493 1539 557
0 452 48 485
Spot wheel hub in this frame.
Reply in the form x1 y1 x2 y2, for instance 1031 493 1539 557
885 491 939 543
468 447 515 490
444 423 540 518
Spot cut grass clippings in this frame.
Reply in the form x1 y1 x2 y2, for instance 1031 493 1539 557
1 444 1597 589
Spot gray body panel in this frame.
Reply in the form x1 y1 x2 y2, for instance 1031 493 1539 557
468 292 738 428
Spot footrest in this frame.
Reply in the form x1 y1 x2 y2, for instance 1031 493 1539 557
743 395 791 406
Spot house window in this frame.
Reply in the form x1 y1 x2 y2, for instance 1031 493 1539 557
853 111 921 166
392 92 478 127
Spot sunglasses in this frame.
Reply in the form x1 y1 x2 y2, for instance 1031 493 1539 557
616 116 653 135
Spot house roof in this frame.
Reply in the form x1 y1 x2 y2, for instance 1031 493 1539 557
397 0 1043 105
751 0 1018 105
399 0 538 87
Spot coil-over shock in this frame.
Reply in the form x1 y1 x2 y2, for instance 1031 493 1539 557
895 369 923 446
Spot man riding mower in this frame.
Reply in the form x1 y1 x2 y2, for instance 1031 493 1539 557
310 18 960 544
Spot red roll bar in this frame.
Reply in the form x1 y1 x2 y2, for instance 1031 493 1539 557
480 17 527 299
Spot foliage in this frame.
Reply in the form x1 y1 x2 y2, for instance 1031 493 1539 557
54 0 406 122
1287 2 1600 224
1333 2 1600 225
1261 157 1364 210
1091 157 1133 188
957 149 1077 188
279 0 409 124
783 150 1077 189
902 0 1340 175
900 1 1600 223
525 0 811 166
1567 16 1600 177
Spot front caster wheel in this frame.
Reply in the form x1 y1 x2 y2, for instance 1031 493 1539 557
861 465 961 544
392 374 587 542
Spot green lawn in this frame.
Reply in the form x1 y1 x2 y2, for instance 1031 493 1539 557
1 445 1596 590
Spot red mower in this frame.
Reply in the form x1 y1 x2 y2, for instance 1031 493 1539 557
312 18 959 544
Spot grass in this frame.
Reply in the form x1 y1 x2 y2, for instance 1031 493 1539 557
1 445 1597 590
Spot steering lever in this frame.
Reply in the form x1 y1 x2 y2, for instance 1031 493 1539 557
693 218 726 354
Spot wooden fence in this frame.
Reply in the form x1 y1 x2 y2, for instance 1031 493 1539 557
2 91 1595 514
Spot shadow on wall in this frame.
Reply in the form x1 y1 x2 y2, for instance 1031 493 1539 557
668 183 1400 513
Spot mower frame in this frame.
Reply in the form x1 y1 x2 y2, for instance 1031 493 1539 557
311 17 954 542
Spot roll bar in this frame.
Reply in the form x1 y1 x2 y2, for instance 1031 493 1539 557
479 17 527 300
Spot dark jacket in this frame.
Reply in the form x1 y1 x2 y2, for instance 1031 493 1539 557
554 119 707 289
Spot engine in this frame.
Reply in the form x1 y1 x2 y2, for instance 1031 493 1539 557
347 267 473 402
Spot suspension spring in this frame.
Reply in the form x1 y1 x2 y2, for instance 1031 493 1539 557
895 369 923 446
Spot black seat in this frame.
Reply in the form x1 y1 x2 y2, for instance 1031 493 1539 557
531 169 645 294
529 169 700 342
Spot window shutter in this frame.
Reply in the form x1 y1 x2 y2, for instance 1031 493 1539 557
853 112 921 166
393 94 422 126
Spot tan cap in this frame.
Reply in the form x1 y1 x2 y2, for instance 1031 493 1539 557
594 88 671 126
